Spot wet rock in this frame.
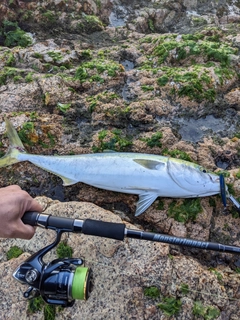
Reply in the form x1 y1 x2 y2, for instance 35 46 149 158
224 88 240 110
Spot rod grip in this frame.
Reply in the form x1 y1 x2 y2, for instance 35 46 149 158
47 215 74 230
22 211 39 226
82 219 125 240
22 212 75 231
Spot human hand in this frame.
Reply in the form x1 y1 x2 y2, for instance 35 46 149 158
0 185 42 239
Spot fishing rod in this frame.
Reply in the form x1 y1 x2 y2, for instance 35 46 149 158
21 211 240 255
13 200 240 308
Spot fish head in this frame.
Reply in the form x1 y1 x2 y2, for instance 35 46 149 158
167 158 221 196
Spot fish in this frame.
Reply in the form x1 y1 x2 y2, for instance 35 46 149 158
0 119 222 216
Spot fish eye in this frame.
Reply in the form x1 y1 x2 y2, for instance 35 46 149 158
199 167 208 173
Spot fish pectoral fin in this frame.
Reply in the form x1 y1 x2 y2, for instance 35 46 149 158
134 159 165 170
60 176 78 186
135 192 158 217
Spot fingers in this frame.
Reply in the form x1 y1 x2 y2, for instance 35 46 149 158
9 187 43 217
18 224 35 240
2 184 21 192
20 191 43 216
2 221 35 239
0 185 43 239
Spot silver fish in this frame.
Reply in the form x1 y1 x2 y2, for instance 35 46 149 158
0 119 221 216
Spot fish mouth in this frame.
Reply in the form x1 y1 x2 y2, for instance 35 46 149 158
208 173 219 183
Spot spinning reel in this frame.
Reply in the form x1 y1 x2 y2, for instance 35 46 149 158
13 213 92 307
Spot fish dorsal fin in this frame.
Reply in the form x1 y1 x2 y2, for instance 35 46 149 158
103 150 117 153
134 158 165 170
135 192 158 216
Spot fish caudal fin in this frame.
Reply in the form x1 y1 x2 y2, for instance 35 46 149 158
0 119 26 168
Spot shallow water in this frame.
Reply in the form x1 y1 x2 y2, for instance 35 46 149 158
157 110 239 143
178 115 228 142
120 59 135 102
109 5 128 27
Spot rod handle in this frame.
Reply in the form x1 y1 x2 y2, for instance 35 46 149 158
22 211 39 226
22 212 75 231
82 219 125 240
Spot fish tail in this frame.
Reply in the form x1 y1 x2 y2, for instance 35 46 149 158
0 118 26 168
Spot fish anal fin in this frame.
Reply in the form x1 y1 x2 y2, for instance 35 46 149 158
134 159 165 170
135 192 158 216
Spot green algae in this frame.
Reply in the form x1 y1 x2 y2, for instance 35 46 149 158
25 72 35 83
162 148 192 162
157 199 165 210
157 75 168 86
18 122 35 146
6 246 23 260
1 20 32 48
141 132 163 148
0 67 23 85
139 29 238 102
157 296 182 316
87 92 119 112
193 301 220 320
47 51 63 62
17 121 56 148
180 283 189 294
168 198 202 223
141 85 155 91
236 170 240 179
56 241 73 259
209 268 223 283
28 296 45 313
92 129 132 152
152 33 236 66
57 102 71 113
42 10 56 23
157 66 217 102
75 59 124 83
28 296 56 320
144 286 160 298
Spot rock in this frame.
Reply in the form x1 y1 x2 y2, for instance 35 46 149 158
154 9 170 30
231 34 240 48
224 88 240 110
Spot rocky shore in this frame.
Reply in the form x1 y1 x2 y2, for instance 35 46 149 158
0 1 239 319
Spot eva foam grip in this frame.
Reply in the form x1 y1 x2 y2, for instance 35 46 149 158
82 219 125 240
22 211 39 225
22 211 75 231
